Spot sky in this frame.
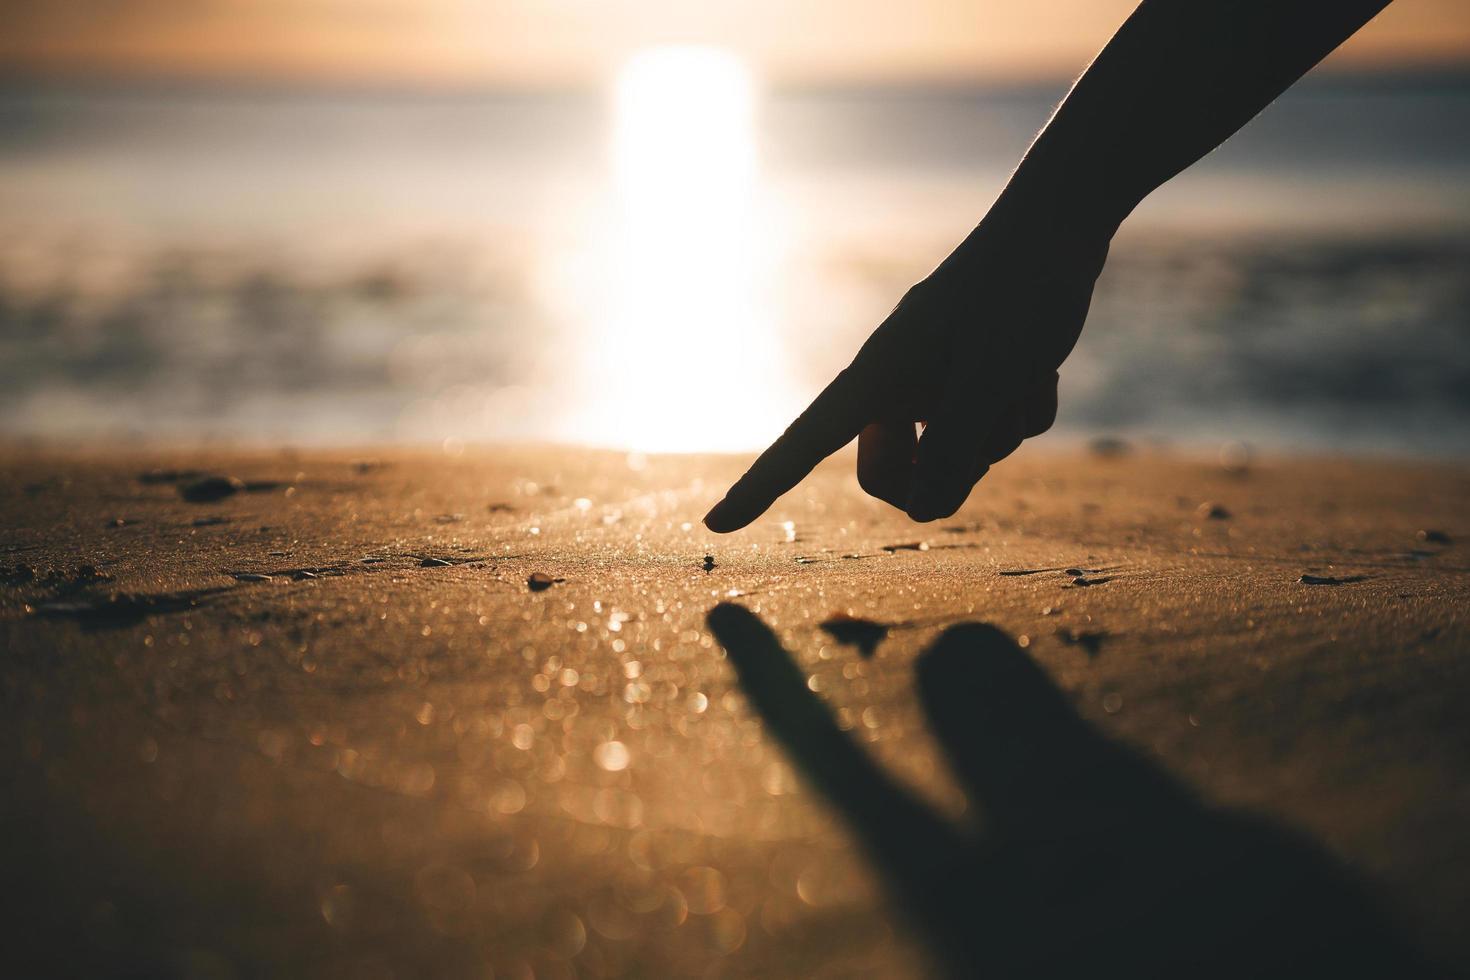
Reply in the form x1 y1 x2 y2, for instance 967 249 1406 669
4 0 1470 88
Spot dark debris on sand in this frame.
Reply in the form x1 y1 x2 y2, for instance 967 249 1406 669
527 572 563 592
1059 628 1110 659
164 472 290 503
28 588 231 629
6 563 111 591
3 563 37 585
1088 436 1132 458
138 468 205 485
819 613 891 658
180 475 245 503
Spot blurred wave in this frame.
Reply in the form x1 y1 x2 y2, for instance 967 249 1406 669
1 75 1467 453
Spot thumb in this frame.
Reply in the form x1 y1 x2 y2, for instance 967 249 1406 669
906 326 1022 521
905 414 987 522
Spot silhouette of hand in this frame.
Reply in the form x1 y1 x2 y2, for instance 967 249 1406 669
704 213 1109 532
706 604 1428 978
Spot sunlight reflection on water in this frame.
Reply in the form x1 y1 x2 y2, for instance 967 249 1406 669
558 47 802 453
1 80 1468 452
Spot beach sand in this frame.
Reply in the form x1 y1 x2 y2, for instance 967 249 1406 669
2 445 1467 976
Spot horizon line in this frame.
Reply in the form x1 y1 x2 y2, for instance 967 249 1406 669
4 60 1470 102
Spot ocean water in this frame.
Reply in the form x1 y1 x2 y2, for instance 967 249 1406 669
1 74 1467 454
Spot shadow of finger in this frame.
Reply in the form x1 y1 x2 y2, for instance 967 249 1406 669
917 623 1191 837
714 606 1436 978
706 603 966 929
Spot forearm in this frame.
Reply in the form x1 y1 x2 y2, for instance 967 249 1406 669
990 0 1392 241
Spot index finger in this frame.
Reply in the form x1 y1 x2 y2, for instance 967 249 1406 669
703 366 869 532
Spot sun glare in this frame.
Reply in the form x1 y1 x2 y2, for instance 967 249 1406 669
563 46 798 454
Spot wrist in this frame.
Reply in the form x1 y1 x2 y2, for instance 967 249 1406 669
990 155 1129 254
937 176 1115 287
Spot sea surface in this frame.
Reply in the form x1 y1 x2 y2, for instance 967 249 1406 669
1 73 1467 454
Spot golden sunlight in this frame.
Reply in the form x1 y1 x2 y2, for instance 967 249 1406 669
563 46 800 453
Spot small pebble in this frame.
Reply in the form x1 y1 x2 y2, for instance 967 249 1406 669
5 564 36 584
1088 436 1131 458
294 571 319 580
1417 529 1452 545
235 573 273 583
1299 574 1354 585
1197 502 1232 520
1059 628 1109 658
527 572 558 592
420 557 453 568
180 475 244 503
1218 440 1252 474
1064 567 1085 577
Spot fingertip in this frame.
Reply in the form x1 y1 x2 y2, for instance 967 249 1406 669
702 498 739 533
903 492 954 522
704 489 768 533
903 498 956 523
706 600 755 632
905 463 987 522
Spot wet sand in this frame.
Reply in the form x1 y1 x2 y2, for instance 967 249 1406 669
2 445 1467 977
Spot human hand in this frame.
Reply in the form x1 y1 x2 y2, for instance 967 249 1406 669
703 210 1110 532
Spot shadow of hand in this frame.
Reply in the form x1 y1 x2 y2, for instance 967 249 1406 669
707 603 1431 978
